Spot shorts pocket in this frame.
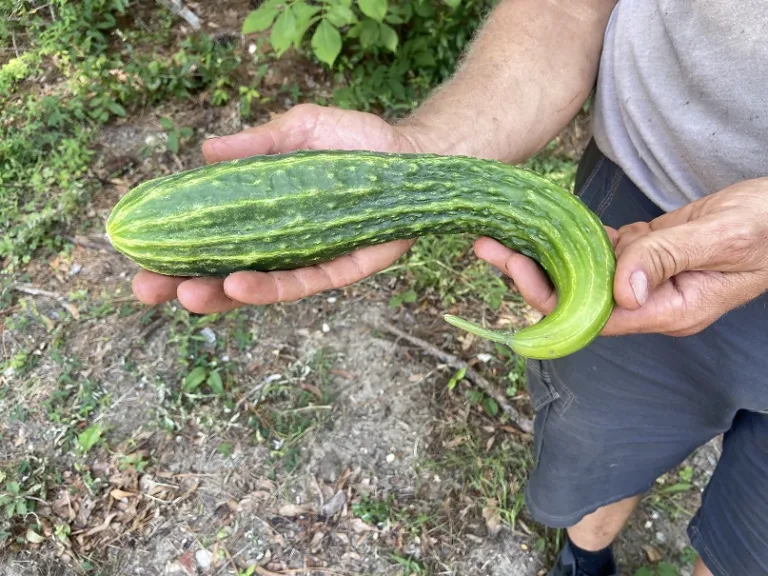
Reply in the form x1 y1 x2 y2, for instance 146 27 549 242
526 359 559 466
525 359 560 412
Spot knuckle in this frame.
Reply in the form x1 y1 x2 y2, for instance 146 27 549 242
646 236 685 278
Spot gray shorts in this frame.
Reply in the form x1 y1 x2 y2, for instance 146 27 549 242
525 140 768 576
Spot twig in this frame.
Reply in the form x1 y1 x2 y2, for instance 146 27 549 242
63 234 118 254
12 283 80 319
156 0 201 30
13 284 65 300
373 321 533 434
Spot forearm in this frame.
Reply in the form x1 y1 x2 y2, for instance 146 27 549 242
398 0 616 164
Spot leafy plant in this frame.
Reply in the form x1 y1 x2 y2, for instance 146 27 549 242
244 0 497 114
159 117 194 155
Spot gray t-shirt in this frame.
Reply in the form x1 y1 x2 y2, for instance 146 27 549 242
592 0 768 212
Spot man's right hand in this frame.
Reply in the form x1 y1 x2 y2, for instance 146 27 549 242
131 104 424 314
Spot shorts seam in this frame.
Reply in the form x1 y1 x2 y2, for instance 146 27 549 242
595 166 623 217
688 524 730 576
547 362 575 415
575 154 606 199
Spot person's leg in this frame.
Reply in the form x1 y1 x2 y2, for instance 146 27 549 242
526 141 742 575
686 410 768 575
692 558 713 576
566 494 642 551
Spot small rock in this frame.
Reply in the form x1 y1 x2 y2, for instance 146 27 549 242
477 353 492 363
385 453 396 463
195 549 212 570
322 322 330 333
327 296 337 303
642 544 662 563
644 520 653 529
317 450 342 483
655 531 667 543
320 490 346 517
199 327 216 345
310 531 325 553
651 510 659 520
278 503 313 517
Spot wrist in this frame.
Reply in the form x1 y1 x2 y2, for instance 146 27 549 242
393 118 448 156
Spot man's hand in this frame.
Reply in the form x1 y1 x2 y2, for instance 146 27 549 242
476 178 768 337
131 104 423 314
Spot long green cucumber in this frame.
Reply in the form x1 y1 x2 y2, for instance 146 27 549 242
106 150 615 359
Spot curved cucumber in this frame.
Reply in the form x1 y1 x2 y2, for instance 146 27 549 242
106 150 615 359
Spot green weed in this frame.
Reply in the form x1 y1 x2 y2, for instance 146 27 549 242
243 0 497 115
0 0 244 268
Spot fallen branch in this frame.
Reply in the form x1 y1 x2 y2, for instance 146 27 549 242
374 321 533 434
13 283 80 319
63 234 117 254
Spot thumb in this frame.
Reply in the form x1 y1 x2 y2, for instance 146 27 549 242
614 219 721 309
202 104 322 163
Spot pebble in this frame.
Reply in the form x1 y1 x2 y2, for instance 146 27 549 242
655 532 667 543
386 453 396 463
322 323 330 333
195 549 212 570
199 327 216 344
476 353 492 363
644 520 653 529
327 296 337 303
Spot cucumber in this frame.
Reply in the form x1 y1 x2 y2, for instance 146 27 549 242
106 150 615 359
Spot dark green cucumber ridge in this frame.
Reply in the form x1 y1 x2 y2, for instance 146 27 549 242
107 150 616 359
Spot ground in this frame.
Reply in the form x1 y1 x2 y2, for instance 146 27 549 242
1 2 716 575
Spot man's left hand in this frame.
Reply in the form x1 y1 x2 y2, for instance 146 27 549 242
476 178 768 337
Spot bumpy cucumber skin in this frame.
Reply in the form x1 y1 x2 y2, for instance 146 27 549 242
106 150 615 359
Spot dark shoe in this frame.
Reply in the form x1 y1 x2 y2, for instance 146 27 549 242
547 541 617 576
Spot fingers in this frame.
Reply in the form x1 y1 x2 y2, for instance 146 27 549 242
202 104 321 163
223 240 415 305
132 270 186 305
613 217 734 310
177 278 243 314
474 237 557 314
132 271 242 314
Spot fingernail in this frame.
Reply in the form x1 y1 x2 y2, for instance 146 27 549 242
630 270 648 306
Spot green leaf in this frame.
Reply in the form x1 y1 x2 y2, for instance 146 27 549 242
6 482 20 496
292 2 322 48
179 127 194 138
270 6 298 55
414 0 434 17
207 370 224 395
311 20 342 66
184 366 208 392
657 564 680 576
25 528 44 544
108 101 126 117
378 22 398 52
414 51 436 67
443 0 461 7
166 131 179 154
357 0 387 22
658 482 692 494
325 4 357 26
483 397 499 417
633 569 654 576
447 367 466 390
402 289 417 303
158 117 174 131
359 18 380 48
15 500 26 516
77 423 103 453
242 5 280 34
